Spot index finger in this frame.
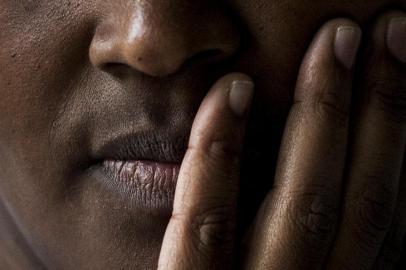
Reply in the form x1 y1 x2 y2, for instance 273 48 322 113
158 73 254 270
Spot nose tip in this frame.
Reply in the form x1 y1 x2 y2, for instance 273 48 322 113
89 2 240 77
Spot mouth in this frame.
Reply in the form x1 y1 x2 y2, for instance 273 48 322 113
88 131 188 214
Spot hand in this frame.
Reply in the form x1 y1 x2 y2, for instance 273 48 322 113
157 10 406 270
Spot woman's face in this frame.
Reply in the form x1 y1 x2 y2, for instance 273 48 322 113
0 0 404 269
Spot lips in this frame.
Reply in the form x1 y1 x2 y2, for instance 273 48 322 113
102 160 180 209
93 131 188 163
88 131 188 213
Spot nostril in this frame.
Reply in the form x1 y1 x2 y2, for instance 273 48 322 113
89 3 240 78
99 49 227 78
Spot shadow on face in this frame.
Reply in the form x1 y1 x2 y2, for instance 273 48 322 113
0 0 404 269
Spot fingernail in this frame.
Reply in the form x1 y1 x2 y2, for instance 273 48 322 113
387 17 406 63
335 26 362 69
229 80 254 117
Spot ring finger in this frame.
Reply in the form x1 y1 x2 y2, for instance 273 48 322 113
326 11 406 270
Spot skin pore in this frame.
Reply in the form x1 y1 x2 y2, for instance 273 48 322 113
0 0 405 269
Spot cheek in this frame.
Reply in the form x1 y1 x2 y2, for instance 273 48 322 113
232 0 402 117
0 0 95 257
230 1 322 120
230 0 405 225
0 1 95 149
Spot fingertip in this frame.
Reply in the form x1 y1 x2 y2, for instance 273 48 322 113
188 72 254 157
362 10 406 64
193 72 254 126
335 25 362 69
312 18 362 70
211 72 255 117
229 80 255 117
387 17 406 63
295 18 361 109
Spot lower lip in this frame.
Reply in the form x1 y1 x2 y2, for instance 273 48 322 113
91 160 180 214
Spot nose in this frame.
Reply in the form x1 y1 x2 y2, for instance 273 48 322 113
89 1 240 77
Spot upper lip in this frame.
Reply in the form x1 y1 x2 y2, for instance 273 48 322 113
91 131 189 164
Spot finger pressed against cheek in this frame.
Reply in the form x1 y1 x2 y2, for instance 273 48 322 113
242 19 361 270
373 155 406 270
327 11 406 270
158 73 254 270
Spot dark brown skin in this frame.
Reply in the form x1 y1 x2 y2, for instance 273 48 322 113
0 0 405 269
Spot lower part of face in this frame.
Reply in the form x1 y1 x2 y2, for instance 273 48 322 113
0 0 403 268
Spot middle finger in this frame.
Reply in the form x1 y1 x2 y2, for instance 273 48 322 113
242 19 361 270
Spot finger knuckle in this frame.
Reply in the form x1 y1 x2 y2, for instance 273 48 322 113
294 86 350 127
354 178 397 247
190 205 236 253
372 80 406 123
208 139 241 162
315 94 350 127
285 187 339 247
